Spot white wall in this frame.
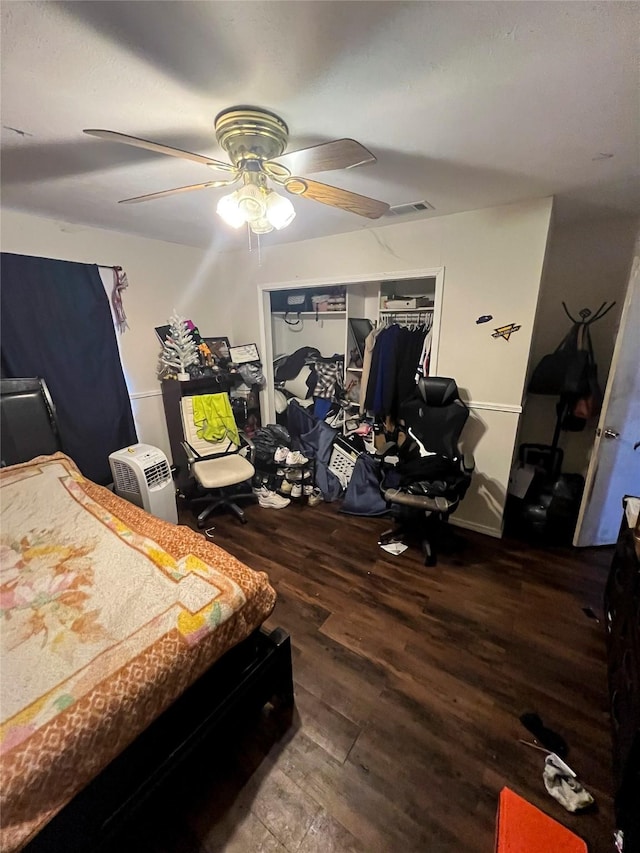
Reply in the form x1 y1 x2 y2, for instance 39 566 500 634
0 210 234 460
1 200 556 538
227 198 554 537
271 313 346 360
518 215 638 474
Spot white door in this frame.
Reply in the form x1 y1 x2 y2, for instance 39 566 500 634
574 245 640 546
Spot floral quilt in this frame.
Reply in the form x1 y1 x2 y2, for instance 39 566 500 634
0 454 275 851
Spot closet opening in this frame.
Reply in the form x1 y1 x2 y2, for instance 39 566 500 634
257 268 444 434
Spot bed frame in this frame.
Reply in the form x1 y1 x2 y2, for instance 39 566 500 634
23 627 293 853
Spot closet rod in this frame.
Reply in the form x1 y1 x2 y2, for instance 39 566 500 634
97 264 122 271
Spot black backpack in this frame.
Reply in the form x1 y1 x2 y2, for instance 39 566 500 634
528 322 591 397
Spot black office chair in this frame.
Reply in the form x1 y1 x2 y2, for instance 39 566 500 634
0 378 61 466
379 377 474 566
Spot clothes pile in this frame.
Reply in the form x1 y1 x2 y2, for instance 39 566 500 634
274 346 345 418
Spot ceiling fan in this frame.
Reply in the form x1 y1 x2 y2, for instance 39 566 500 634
84 106 390 235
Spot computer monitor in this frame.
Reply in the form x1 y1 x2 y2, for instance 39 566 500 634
348 318 374 362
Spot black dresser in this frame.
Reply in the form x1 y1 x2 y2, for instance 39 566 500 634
604 497 640 851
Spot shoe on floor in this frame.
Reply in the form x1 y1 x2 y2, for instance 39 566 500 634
279 479 293 495
254 486 291 509
274 446 289 463
285 450 309 466
520 712 568 758
307 487 323 507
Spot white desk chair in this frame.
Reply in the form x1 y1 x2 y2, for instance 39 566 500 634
179 395 256 526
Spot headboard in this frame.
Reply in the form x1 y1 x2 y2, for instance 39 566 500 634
0 377 61 466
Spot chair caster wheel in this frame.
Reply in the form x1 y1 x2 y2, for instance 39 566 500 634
422 541 436 567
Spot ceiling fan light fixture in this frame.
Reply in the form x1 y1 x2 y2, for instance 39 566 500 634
250 217 274 235
265 191 296 230
90 110 390 229
235 183 266 223
216 192 245 228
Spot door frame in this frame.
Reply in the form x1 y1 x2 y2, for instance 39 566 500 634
256 266 445 425
573 250 640 546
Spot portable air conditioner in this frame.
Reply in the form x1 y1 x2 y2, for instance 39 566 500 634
109 443 177 524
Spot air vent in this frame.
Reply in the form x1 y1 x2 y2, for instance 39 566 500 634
385 200 435 217
144 459 171 490
111 460 140 495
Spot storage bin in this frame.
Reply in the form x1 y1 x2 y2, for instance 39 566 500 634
271 290 312 312
328 442 359 489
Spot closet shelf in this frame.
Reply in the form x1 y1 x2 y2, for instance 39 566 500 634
272 311 346 318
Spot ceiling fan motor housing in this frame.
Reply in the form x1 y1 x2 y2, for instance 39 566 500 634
214 107 289 168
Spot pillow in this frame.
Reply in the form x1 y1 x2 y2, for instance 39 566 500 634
274 389 288 413
282 365 312 400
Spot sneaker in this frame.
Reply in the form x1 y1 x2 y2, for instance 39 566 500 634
285 450 309 466
303 484 314 496
279 479 293 495
255 487 290 509
307 487 323 507
274 446 289 463
290 483 302 499
286 468 303 482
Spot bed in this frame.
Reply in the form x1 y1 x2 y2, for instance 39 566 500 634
0 453 290 852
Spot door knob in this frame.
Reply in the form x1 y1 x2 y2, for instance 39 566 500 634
603 428 619 440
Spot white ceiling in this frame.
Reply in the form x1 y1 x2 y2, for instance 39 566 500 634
1 1 638 250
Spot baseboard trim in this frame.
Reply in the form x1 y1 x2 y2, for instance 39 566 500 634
450 516 504 539
466 401 522 414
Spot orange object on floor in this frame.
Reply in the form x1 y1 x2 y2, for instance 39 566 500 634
495 787 588 852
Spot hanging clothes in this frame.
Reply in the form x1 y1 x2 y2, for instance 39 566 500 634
415 328 433 382
397 326 427 407
363 323 430 419
359 326 385 414
366 324 402 415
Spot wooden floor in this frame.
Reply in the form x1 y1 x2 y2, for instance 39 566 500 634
126 500 615 853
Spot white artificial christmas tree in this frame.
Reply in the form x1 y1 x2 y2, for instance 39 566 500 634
157 313 199 380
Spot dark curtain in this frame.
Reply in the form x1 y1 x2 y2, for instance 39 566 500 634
1 253 137 484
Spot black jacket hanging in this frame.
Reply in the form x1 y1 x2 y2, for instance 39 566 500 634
528 323 590 397
528 301 615 399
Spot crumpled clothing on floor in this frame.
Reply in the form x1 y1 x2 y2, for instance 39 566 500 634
543 753 594 812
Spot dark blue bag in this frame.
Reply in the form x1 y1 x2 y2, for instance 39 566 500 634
340 453 389 516
287 401 342 501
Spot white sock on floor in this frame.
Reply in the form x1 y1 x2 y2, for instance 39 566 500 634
542 754 594 812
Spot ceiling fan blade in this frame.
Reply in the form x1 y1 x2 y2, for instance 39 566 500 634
270 139 376 175
83 129 234 171
119 178 236 204
285 177 389 219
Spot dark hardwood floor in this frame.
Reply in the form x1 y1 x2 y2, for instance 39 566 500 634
125 500 615 853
